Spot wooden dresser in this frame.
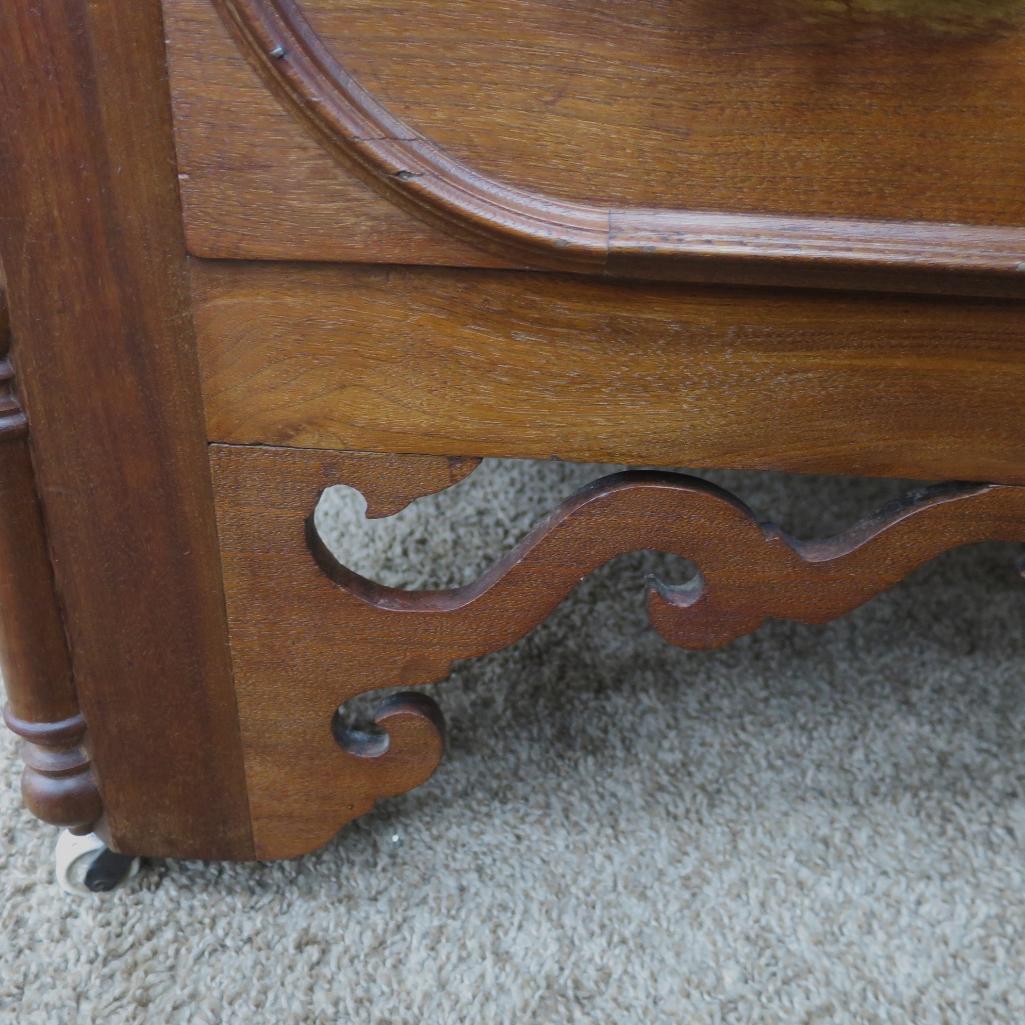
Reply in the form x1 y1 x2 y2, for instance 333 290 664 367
1 0 1024 881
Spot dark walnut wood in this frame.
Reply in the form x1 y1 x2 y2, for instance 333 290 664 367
0 0 252 858
193 259 1025 485
2 713 103 833
210 442 1025 859
166 0 1025 294
0 299 101 832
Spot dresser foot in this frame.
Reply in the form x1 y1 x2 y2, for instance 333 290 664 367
54 830 141 896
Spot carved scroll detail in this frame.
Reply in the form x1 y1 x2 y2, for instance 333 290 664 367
210 445 1025 859
331 691 445 816
310 473 1025 652
213 0 1025 292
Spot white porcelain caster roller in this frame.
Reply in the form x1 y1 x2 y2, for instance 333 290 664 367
54 830 140 895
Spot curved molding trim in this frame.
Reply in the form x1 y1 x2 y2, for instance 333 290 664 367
216 0 1025 294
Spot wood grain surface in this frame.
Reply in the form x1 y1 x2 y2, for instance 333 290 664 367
0 298 102 832
0 0 252 858
193 259 1025 484
166 0 1025 292
211 442 1025 858
164 0 512 267
211 443 479 858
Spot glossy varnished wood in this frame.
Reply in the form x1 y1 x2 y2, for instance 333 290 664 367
211 442 1025 859
0 0 252 857
193 259 1025 484
166 0 1025 293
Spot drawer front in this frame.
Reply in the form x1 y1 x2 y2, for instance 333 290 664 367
165 0 1025 294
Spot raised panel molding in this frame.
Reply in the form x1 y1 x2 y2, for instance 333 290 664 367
212 0 1025 296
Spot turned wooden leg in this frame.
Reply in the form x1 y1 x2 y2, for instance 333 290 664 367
0 307 137 892
0 311 102 835
1 711 101 832
210 444 1025 859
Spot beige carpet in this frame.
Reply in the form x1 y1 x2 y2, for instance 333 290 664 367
2 459 1025 1024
